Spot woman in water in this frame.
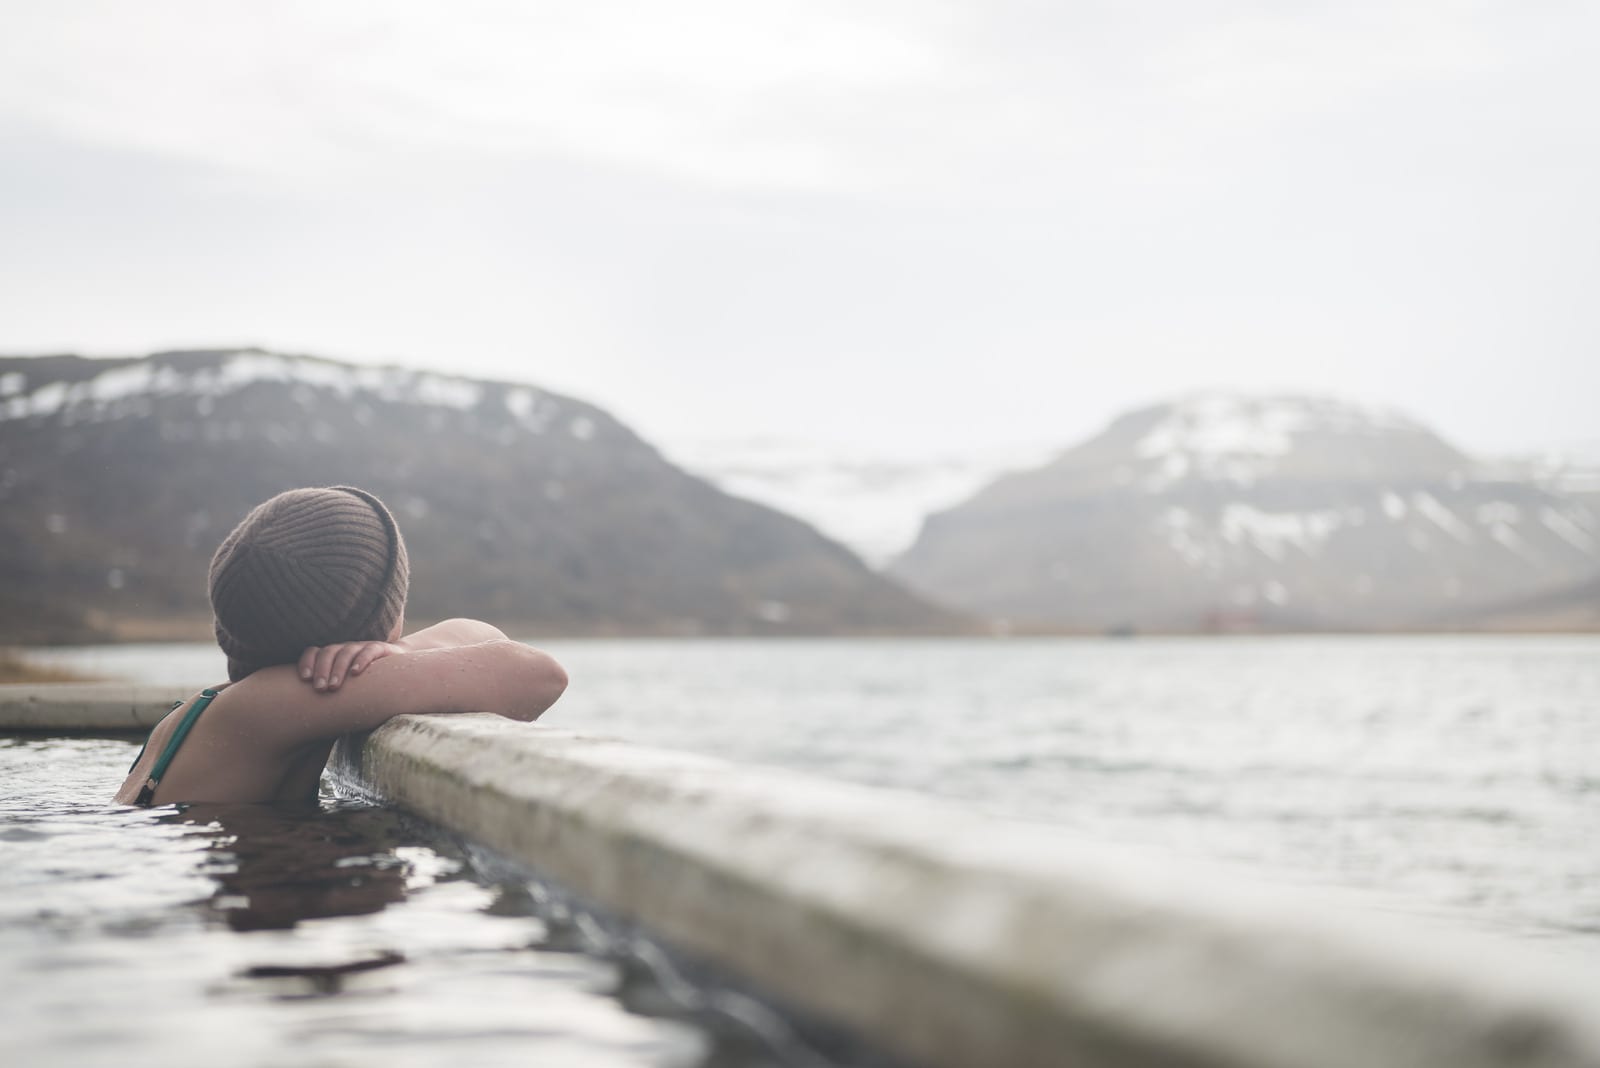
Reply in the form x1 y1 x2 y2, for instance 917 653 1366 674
116 485 567 806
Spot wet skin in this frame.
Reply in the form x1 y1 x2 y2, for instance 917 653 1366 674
117 619 567 806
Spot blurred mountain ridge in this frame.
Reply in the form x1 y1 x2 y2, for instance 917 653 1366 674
0 348 964 643
887 393 1600 631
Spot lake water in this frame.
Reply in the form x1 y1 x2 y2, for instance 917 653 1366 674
24 634 1600 948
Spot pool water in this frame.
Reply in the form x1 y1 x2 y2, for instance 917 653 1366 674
0 736 855 1068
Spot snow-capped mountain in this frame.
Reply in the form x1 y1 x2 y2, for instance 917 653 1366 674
890 394 1599 631
0 349 961 642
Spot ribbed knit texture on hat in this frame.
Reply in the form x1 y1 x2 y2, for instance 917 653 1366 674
209 486 410 681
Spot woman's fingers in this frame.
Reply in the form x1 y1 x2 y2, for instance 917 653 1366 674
324 642 366 693
300 642 399 691
313 645 344 690
348 642 394 676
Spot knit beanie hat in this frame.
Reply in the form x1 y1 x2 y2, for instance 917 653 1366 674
209 486 410 681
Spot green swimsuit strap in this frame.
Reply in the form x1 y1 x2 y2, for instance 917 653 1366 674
133 688 220 807
125 698 184 773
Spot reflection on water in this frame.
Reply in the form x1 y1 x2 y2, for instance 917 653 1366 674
0 737 868 1068
175 801 412 932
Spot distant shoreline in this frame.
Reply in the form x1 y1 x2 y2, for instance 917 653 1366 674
0 650 100 684
5 617 1597 650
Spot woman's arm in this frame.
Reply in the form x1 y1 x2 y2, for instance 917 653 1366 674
300 618 514 691
242 638 568 751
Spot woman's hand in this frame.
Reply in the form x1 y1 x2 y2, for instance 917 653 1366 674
298 640 404 692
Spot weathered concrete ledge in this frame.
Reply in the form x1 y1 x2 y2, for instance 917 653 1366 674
0 683 182 730
329 713 1600 1068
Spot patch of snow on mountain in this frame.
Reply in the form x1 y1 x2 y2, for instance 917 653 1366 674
1412 492 1474 542
1134 394 1419 490
1157 452 1192 481
208 352 311 393
84 362 181 403
1486 521 1535 562
0 372 23 397
0 350 498 423
1540 506 1597 552
504 389 536 419
1137 395 1305 464
11 381 69 419
1219 504 1346 561
1158 507 1220 570
1156 504 1360 570
414 374 482 410
502 387 557 433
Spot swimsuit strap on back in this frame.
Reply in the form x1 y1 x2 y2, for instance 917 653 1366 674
133 688 219 807
125 698 184 774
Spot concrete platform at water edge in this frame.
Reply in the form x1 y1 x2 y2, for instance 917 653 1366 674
10 682 1600 1068
0 681 183 731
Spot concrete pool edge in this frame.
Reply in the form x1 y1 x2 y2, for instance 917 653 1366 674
0 682 179 730
329 713 1600 1068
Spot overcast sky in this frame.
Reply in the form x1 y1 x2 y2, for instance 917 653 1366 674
2 1 1595 460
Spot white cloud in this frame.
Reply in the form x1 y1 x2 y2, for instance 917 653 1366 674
0 1 1595 459
0 1 953 190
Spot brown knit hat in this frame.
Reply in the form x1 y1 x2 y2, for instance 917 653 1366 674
209 486 410 681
